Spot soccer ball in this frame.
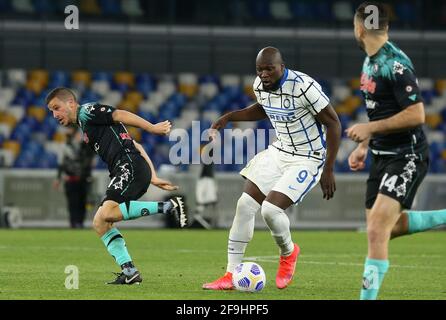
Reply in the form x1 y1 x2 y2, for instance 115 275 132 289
232 262 266 292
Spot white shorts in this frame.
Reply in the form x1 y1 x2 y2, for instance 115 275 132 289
240 146 325 204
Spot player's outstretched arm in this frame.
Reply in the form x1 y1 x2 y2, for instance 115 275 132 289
345 103 424 143
211 102 266 130
133 141 178 191
315 104 342 200
112 109 171 135
209 102 267 139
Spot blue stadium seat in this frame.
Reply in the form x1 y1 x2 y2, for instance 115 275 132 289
199 74 220 85
12 88 35 107
395 2 417 24
32 0 55 14
248 0 271 20
98 0 121 15
92 71 113 82
49 71 70 88
289 0 315 20
0 0 12 12
54 0 79 13
37 152 57 168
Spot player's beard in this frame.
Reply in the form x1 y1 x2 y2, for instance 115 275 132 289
357 38 366 52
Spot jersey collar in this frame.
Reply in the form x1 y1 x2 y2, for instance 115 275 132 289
279 68 289 87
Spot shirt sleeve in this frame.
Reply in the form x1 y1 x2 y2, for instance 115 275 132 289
298 80 330 115
390 60 423 108
252 76 262 104
79 103 115 127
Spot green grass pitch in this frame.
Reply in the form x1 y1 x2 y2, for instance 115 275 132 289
0 229 444 300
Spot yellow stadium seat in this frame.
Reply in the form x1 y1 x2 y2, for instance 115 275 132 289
2 140 21 157
117 99 138 113
349 78 361 90
244 86 256 100
28 106 47 122
442 150 446 160
53 132 67 143
334 104 351 115
72 70 91 86
425 114 442 129
0 113 18 128
179 83 198 98
127 127 141 142
114 72 135 87
126 91 144 106
26 79 45 95
29 69 49 87
435 79 446 94
80 0 101 15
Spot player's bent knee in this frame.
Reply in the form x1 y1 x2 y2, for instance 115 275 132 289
236 192 261 217
260 201 281 223
92 211 107 232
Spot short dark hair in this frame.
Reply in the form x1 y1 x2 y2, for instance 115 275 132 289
45 87 77 105
355 2 390 33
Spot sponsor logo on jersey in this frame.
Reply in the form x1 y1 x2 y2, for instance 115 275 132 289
360 73 376 94
120 132 132 140
365 99 377 110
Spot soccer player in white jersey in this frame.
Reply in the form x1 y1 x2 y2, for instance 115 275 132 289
203 47 341 290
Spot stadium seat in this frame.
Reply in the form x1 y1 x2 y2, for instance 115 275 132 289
49 71 70 88
11 0 34 13
333 1 353 21
178 73 198 98
2 140 21 157
249 0 271 20
79 0 101 15
0 149 14 167
435 79 446 95
72 70 92 87
289 0 315 20
7 69 27 88
121 0 143 17
0 88 15 107
270 0 292 20
221 74 241 88
98 0 121 15
114 71 135 88
27 106 46 122
54 0 79 13
0 0 12 12
395 2 417 24
32 0 55 14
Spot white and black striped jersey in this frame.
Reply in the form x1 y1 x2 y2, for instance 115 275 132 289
253 68 330 160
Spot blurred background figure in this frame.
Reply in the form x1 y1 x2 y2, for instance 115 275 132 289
193 147 218 229
53 124 95 228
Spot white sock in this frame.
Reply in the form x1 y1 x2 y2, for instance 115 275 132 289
227 192 261 273
261 200 294 256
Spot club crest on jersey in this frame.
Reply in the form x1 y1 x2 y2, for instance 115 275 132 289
283 98 291 109
84 103 95 113
393 61 405 75
406 85 413 93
